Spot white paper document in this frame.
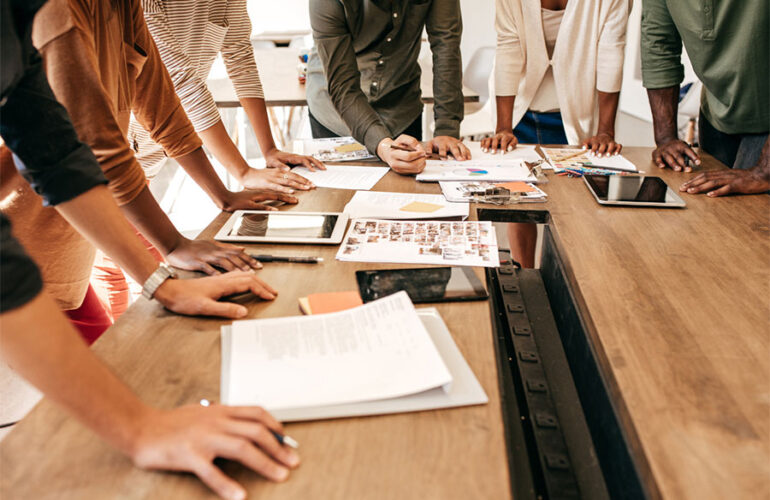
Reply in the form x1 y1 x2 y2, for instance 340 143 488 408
343 191 469 220
291 165 388 190
439 181 547 203
461 142 542 163
337 219 499 267
296 137 375 162
222 292 452 410
541 147 638 172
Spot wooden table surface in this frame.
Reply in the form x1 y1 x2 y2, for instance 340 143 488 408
1 148 768 499
209 47 480 108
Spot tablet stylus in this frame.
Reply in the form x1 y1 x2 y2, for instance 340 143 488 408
250 254 323 264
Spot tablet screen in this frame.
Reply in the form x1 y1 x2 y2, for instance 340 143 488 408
585 175 674 203
356 267 488 304
229 213 339 239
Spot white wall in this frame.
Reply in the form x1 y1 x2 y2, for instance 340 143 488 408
459 0 496 65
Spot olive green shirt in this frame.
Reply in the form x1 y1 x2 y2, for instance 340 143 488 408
641 0 769 135
307 0 463 154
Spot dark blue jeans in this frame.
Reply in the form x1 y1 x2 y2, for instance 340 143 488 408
513 110 568 145
699 112 768 170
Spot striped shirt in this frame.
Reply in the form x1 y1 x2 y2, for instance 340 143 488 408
130 0 264 176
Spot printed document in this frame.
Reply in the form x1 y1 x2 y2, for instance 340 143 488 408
296 137 375 162
223 292 452 409
292 165 389 190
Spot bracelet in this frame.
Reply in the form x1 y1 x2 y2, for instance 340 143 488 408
141 262 178 300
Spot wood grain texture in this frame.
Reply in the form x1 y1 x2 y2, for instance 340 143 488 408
0 172 510 500
1 148 768 500
536 147 770 500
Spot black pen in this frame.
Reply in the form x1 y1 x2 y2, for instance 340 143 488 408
250 254 323 264
577 162 637 173
199 399 299 449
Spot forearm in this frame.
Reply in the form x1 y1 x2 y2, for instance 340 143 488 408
755 137 770 179
118 185 184 255
197 120 252 181
495 95 515 132
0 291 151 456
241 97 278 156
56 185 160 284
647 86 680 144
597 91 620 136
172 147 232 210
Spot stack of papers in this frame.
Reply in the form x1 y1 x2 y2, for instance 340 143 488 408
337 219 499 267
541 147 637 172
221 292 487 421
296 137 375 162
291 165 389 190
440 181 547 203
343 191 469 220
416 142 540 182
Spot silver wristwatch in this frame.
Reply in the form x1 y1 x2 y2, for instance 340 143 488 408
141 262 178 300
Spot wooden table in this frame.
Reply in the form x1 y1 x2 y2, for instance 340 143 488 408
1 148 768 499
208 47 480 108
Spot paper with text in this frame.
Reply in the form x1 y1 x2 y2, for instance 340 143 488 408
541 148 637 172
292 165 389 190
224 292 452 409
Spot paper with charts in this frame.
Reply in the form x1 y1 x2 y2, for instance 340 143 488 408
415 142 540 182
541 147 637 172
291 165 388 190
221 291 452 410
297 137 375 162
343 191 469 220
336 219 499 267
440 181 547 203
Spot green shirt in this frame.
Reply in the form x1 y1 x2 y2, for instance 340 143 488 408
307 0 463 154
641 0 769 135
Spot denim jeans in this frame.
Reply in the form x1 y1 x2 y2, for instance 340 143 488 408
513 110 568 145
699 111 768 170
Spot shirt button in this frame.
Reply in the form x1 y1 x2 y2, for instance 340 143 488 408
372 82 378 87
387 37 392 43
393 12 398 18
378 59 384 65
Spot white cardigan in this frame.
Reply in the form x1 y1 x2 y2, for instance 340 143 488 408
494 0 631 144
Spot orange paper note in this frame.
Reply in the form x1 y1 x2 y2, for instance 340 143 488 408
495 181 536 193
399 201 444 213
299 291 363 315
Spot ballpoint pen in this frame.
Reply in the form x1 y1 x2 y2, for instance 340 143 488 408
249 254 323 264
199 399 299 449
388 143 444 160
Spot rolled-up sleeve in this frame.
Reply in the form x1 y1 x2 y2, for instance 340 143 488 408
311 0 391 154
221 0 264 101
641 0 684 89
426 0 463 138
33 8 148 206
0 54 106 206
0 214 43 313
596 0 630 93
494 0 524 97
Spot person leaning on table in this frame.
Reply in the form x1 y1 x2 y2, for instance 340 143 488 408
307 0 471 175
481 0 631 154
641 0 770 196
480 0 631 268
0 2 297 497
131 0 324 193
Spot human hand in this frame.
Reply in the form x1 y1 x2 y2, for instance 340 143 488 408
481 130 518 154
651 139 701 172
154 270 277 318
581 133 622 157
426 136 471 160
239 168 314 194
219 191 298 212
130 404 299 500
166 238 260 274
679 168 770 197
376 135 427 174
264 148 326 172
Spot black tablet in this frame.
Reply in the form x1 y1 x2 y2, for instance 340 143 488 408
356 267 488 304
583 175 686 208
